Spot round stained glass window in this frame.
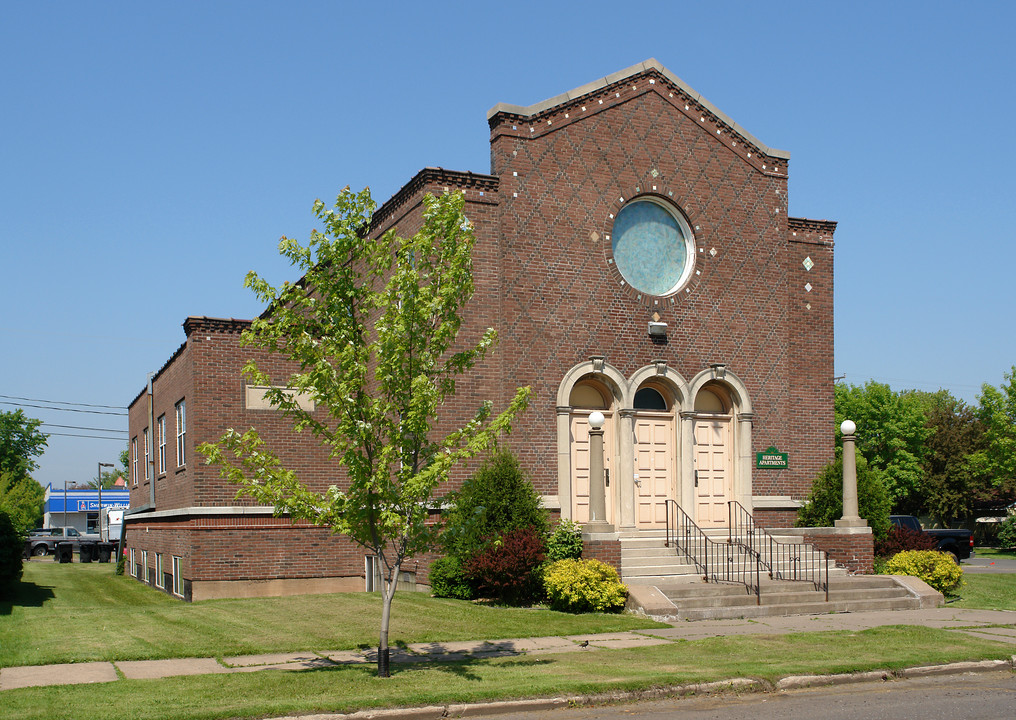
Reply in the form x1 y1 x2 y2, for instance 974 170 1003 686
611 199 695 296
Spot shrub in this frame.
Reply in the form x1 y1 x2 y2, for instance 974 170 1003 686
997 516 1016 549
796 453 891 541
429 555 474 600
0 510 24 597
464 526 546 606
543 558 628 613
546 519 583 562
441 450 548 559
874 523 937 558
884 550 963 594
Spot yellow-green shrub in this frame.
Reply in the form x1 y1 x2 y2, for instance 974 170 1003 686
885 550 963 594
543 558 627 613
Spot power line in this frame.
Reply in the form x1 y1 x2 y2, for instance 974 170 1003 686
0 393 126 410
43 431 130 441
40 423 127 435
0 401 127 416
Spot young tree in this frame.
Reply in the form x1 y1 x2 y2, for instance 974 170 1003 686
200 187 530 677
834 381 929 510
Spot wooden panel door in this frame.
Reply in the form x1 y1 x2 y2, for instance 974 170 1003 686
570 413 613 524
694 417 731 527
634 415 674 528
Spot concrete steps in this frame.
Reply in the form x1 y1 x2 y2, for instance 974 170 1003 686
619 532 925 620
642 574 922 620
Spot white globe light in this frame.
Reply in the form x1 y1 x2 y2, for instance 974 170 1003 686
840 419 856 435
588 411 605 429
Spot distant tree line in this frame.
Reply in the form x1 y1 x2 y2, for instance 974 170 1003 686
832 366 1016 527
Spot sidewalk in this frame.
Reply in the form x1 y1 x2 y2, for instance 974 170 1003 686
3 607 1016 692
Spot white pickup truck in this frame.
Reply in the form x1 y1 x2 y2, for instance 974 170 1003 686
28 527 100 556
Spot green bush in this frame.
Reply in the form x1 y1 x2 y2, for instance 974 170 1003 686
441 450 548 559
546 519 583 562
884 550 963 594
543 558 627 613
429 555 474 600
796 453 891 541
997 516 1016 549
0 509 25 597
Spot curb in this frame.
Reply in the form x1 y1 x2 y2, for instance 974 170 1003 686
267 658 1015 719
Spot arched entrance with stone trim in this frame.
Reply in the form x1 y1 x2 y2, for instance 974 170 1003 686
556 358 627 527
684 367 755 528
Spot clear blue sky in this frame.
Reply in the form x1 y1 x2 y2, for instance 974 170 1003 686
3 1 1013 490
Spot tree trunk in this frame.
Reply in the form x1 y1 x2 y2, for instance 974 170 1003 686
377 559 401 678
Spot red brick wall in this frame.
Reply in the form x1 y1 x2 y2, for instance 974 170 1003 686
803 531 874 574
583 538 621 575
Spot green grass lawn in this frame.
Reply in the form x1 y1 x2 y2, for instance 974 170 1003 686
973 547 1016 559
948 572 1016 610
1 562 666 667
1 625 1011 720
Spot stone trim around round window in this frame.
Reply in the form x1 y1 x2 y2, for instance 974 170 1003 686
604 195 697 298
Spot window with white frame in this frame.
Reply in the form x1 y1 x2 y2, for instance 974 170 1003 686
157 414 166 474
175 400 186 467
155 553 164 589
129 547 136 577
143 428 150 481
172 556 184 597
131 437 138 485
141 550 148 583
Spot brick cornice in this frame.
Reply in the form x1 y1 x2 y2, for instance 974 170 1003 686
370 167 499 232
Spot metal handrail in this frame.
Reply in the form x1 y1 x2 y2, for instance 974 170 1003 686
728 501 829 601
665 499 760 604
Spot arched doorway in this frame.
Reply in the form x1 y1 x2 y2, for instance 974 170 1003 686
693 384 733 527
569 378 615 525
632 383 676 529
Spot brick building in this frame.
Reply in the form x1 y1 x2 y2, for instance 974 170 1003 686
126 59 841 600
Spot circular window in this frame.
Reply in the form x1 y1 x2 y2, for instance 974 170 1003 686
611 199 695 296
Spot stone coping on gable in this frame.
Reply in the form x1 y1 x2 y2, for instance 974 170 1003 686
487 58 790 161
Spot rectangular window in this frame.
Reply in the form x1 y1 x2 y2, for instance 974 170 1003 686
141 550 148 583
175 400 186 467
155 553 164 589
157 415 166 474
172 556 184 597
143 428 150 481
129 548 136 578
131 438 138 485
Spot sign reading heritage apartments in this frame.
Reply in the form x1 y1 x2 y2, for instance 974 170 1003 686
756 446 788 469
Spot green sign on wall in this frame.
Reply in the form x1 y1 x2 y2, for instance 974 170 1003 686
756 446 788 469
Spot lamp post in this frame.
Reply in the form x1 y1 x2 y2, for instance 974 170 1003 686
585 411 613 532
835 420 867 528
98 462 114 535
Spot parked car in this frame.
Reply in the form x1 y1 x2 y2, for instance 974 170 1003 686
28 526 100 556
889 515 974 562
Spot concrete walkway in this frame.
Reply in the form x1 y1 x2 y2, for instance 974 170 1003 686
3 607 1016 692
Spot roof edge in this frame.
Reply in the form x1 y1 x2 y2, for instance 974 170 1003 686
487 58 790 161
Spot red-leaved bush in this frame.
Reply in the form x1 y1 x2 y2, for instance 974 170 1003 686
464 526 546 605
874 523 937 557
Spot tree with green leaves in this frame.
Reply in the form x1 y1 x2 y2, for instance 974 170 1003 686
834 381 929 510
909 389 986 525
0 410 48 534
0 471 44 535
967 366 1016 504
0 409 48 480
200 187 530 677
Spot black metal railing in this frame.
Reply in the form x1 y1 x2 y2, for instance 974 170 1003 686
728 501 829 600
665 499 761 604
